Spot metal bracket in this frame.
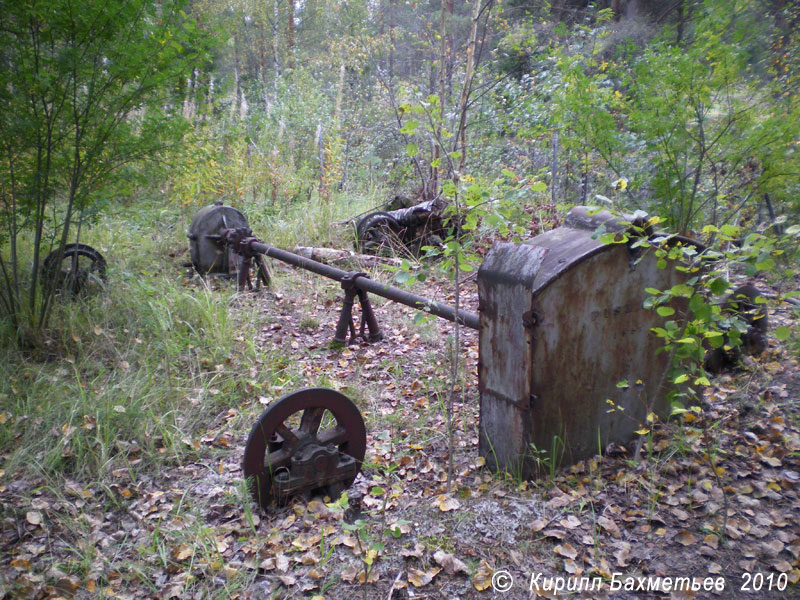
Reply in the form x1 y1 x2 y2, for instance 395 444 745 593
334 272 383 345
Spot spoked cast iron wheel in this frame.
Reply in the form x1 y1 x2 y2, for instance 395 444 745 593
42 243 107 295
242 388 366 510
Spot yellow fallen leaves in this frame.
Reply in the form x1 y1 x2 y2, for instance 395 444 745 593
344 566 378 585
10 558 33 569
172 544 194 561
676 530 698 546
433 494 460 512
306 500 331 517
292 531 322 551
471 559 494 591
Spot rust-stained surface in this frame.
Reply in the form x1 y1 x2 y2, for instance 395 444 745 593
242 388 366 510
478 207 689 476
477 243 547 472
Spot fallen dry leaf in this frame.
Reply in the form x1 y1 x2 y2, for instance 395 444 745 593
408 567 441 587
358 568 379 584
547 494 572 509
433 550 468 575
563 558 580 574
542 529 567 540
306 500 331 517
531 518 548 532
675 530 698 546
340 565 359 583
561 515 581 529
614 543 631 567
762 539 784 557
554 543 577 560
597 515 621 538
9 558 32 569
433 494 460 512
258 557 276 571
173 544 193 561
471 560 494 591
292 532 321 551
771 560 792 573
275 554 290 572
401 543 425 558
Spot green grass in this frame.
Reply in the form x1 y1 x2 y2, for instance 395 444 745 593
1 201 247 474
0 198 297 597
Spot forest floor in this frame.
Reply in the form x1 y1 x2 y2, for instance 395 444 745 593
1 253 799 600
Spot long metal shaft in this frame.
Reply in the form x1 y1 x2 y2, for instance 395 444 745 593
248 241 480 330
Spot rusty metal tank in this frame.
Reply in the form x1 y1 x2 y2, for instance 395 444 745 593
478 206 694 475
187 202 250 275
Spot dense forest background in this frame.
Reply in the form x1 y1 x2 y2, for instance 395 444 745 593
167 0 799 226
1 0 799 333
1 2 800 599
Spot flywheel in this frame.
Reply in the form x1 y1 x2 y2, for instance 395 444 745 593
242 388 366 509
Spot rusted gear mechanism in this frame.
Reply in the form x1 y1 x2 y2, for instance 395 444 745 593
242 388 366 510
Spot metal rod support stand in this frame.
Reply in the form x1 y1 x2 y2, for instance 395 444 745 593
222 228 480 345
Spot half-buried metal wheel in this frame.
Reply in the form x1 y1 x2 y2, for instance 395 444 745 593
242 388 366 510
355 211 404 255
42 243 107 296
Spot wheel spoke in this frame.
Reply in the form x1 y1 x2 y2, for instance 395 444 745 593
317 425 348 447
243 388 366 510
264 448 291 471
274 423 299 448
299 407 325 435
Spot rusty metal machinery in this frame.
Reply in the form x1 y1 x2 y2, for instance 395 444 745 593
187 202 270 290
186 203 767 508
188 202 478 346
42 243 107 295
236 234 480 341
242 388 366 509
355 197 450 256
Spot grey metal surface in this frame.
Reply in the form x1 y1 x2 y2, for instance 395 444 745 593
478 206 688 476
477 243 548 472
188 203 250 274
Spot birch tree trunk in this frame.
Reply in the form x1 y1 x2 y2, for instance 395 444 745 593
288 0 296 69
232 31 242 119
273 0 281 99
